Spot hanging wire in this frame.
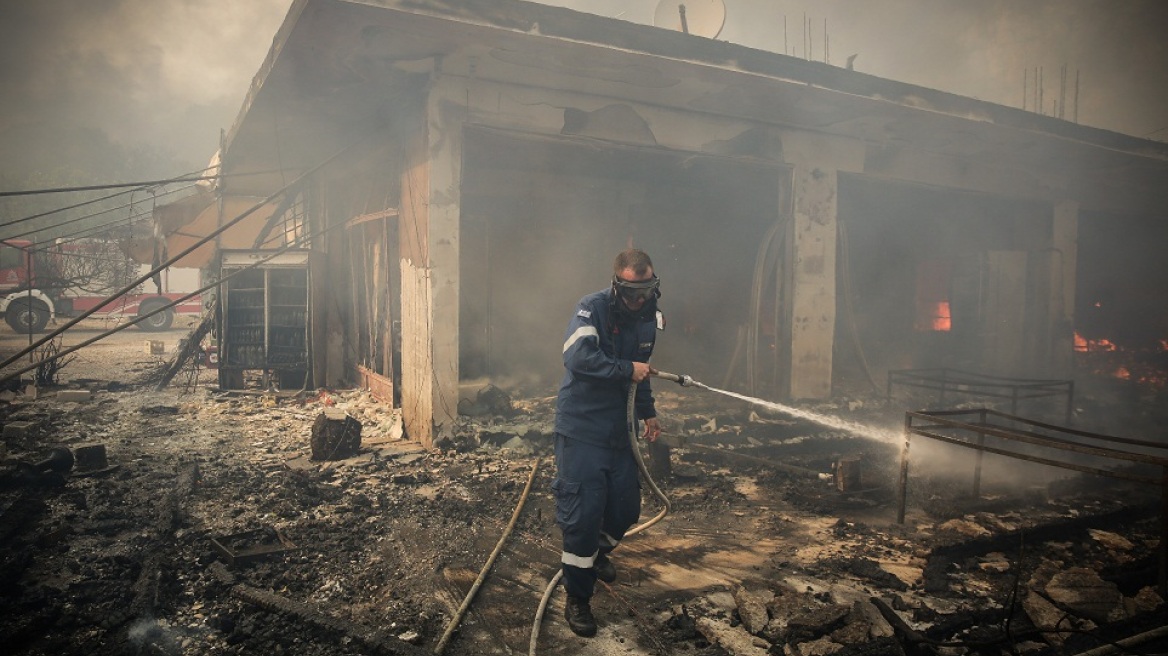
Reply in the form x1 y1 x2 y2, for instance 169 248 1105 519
0 140 359 373
51 209 153 246
2 183 197 242
0 166 288 198
0 206 342 385
0 162 218 232
0 175 217 197
0 187 137 232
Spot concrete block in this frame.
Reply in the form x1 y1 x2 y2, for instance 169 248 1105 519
74 443 109 471
3 421 37 439
311 410 361 461
144 340 165 355
56 390 92 403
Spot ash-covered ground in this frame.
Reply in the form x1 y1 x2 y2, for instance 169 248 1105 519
1 321 1165 656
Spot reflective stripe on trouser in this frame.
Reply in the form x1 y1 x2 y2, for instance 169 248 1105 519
552 433 641 599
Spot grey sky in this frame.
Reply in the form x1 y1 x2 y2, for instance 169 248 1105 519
1 0 1164 175
0 0 290 172
554 0 1168 140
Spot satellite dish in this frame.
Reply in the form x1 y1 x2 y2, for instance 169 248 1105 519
653 0 726 39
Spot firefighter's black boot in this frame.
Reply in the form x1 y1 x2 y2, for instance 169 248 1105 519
564 595 597 637
594 554 616 583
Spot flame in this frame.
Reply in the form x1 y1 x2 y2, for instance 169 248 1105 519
931 302 951 331
1074 332 1116 352
1075 332 1168 388
915 301 950 332
914 260 950 332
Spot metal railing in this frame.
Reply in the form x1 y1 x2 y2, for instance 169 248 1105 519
897 408 1168 594
887 368 1074 423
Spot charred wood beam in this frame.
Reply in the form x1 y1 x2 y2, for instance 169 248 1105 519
871 597 1041 650
209 562 427 656
921 605 1022 645
129 461 200 621
921 503 1156 594
345 208 399 228
1070 624 1168 656
153 310 216 390
686 443 821 478
155 461 199 536
129 552 163 620
870 596 938 648
250 185 300 250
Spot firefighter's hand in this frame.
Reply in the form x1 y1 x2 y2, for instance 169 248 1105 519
642 417 661 442
631 361 652 383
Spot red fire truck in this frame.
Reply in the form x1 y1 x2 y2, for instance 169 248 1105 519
0 239 203 333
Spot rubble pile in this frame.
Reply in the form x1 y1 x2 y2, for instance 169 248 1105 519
0 386 561 655
0 358 1164 655
677 513 1165 656
660 413 1166 656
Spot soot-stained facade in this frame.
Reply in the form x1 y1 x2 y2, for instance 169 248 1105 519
159 0 1168 447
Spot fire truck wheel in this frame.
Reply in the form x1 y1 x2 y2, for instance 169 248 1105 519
137 301 175 331
5 299 50 334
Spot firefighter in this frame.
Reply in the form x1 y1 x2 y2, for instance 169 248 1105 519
553 248 663 637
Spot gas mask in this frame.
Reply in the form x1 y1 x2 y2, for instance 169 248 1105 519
612 274 660 320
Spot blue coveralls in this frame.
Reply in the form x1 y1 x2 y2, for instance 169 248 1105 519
553 287 658 600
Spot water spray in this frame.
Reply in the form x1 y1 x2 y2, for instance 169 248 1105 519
651 369 900 444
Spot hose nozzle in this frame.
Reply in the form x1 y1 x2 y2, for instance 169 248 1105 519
652 369 695 387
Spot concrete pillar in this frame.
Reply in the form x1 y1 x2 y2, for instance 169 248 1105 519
783 165 838 399
399 79 463 448
1050 200 1078 375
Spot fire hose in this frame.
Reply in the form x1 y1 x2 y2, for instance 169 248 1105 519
434 457 541 655
528 369 698 655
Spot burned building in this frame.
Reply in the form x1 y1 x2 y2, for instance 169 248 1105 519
151 0 1168 448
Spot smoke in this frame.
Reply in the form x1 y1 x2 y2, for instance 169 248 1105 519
2 0 1163 186
0 0 289 177
540 0 1168 140
943 1 1168 135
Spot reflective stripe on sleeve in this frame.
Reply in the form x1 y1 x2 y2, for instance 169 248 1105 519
561 550 598 568
563 325 599 353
